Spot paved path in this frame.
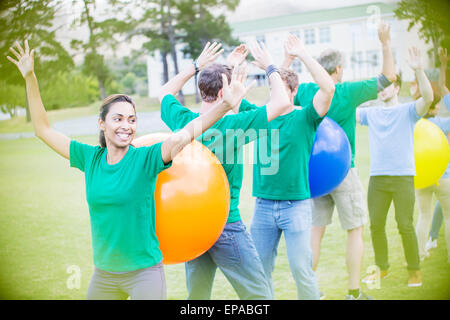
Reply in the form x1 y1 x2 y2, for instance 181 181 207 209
0 111 172 140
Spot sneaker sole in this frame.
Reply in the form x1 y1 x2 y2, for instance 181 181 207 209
362 273 389 284
408 283 422 287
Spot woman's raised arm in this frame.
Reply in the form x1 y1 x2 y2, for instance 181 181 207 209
7 40 71 159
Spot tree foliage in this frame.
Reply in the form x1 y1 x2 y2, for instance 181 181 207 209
395 0 450 66
70 0 132 99
0 0 74 118
176 0 240 101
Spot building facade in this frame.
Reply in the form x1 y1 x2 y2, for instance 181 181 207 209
147 2 431 97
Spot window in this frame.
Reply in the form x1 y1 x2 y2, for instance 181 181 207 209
366 50 380 77
366 50 379 67
319 26 331 43
292 60 302 74
350 23 363 43
304 28 315 45
366 23 378 40
351 51 363 69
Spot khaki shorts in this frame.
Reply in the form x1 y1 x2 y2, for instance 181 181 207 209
312 168 367 230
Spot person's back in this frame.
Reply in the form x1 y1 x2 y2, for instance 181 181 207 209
144 41 291 300
283 21 396 299
295 79 379 167
161 93 268 222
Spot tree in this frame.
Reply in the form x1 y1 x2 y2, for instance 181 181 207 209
0 0 73 119
130 0 185 103
176 0 240 102
395 0 450 67
70 0 131 100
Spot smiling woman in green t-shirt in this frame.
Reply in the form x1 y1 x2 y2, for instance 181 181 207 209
7 40 252 300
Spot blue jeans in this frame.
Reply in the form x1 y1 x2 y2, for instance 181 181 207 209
250 198 320 300
185 220 271 300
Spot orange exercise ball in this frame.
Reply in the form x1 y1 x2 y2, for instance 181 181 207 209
137 132 230 264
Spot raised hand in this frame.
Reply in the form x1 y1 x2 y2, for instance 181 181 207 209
226 44 249 67
439 47 449 66
221 62 256 110
7 40 35 78
196 41 224 70
284 33 308 59
407 47 423 71
248 41 274 71
378 20 391 45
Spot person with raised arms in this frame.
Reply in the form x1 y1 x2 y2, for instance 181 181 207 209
357 47 434 287
237 34 335 300
133 41 291 299
415 47 450 263
7 40 252 300
282 21 396 300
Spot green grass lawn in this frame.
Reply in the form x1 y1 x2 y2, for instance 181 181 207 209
0 124 448 300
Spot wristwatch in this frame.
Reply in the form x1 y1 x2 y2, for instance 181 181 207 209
193 60 200 75
266 64 279 78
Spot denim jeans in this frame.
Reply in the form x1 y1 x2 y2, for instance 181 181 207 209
250 198 320 300
185 220 271 300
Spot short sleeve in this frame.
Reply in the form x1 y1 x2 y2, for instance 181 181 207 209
444 94 450 111
302 102 324 128
226 105 268 131
428 117 450 134
294 82 319 107
221 106 269 146
344 78 378 107
358 108 369 126
141 142 172 177
238 99 259 112
161 94 198 131
70 140 98 172
408 101 421 123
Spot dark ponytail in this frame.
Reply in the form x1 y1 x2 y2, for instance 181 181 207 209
99 94 136 148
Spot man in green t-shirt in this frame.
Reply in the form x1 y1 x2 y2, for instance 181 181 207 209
239 34 335 300
282 21 396 300
135 41 291 299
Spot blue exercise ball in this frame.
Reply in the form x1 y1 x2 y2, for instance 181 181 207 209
308 117 351 198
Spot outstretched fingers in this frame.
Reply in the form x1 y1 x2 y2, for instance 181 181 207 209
15 41 25 55
9 46 21 60
6 55 18 65
237 62 248 84
24 39 30 55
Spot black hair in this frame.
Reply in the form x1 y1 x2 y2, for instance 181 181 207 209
99 94 136 148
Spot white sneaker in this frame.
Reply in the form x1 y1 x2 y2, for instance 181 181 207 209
420 251 430 261
425 237 437 252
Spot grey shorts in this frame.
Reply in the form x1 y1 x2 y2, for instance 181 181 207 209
86 262 166 300
312 168 367 230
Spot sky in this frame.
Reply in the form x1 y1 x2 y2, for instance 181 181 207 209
226 0 399 22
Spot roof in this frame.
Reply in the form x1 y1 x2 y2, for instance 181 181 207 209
230 2 398 34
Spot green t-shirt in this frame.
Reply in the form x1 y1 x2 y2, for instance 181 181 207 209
294 79 378 167
239 100 323 200
70 140 171 272
161 94 269 223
